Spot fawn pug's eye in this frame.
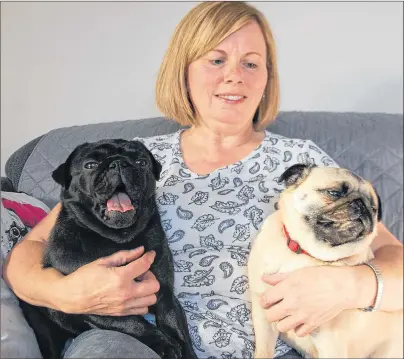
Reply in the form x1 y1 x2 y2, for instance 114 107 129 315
326 183 349 198
327 190 343 198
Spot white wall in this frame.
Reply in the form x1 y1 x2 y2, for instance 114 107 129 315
1 1 403 175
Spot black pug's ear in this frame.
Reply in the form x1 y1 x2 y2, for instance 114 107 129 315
277 163 313 188
52 162 71 188
151 154 162 180
132 141 162 180
140 145 162 180
52 143 88 188
376 192 383 222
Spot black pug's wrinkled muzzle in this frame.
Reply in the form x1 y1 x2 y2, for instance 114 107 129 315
94 157 136 213
92 155 155 229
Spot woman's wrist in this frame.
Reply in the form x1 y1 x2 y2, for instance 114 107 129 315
344 264 378 310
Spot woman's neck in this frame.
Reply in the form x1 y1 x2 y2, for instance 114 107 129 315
185 123 260 152
180 123 265 174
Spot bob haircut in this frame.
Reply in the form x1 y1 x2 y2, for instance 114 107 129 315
156 1 280 130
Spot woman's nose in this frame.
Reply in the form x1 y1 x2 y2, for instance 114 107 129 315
223 63 244 84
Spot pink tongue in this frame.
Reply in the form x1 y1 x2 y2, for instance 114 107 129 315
106 192 134 212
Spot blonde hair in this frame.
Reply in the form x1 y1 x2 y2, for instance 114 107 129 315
156 1 280 130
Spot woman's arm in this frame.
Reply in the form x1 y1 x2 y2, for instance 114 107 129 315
3 203 160 315
3 203 66 309
261 222 403 336
352 222 403 312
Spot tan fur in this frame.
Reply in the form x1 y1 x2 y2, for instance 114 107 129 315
248 168 403 358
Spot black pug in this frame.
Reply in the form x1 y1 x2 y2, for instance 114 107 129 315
19 139 197 359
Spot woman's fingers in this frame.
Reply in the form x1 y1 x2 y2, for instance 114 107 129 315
276 315 304 333
261 287 284 309
125 294 157 310
99 247 145 267
91 293 158 316
116 250 156 280
131 271 160 298
137 270 157 282
94 306 148 317
294 323 318 337
265 301 289 323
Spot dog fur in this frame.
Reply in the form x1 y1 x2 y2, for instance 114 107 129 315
248 164 403 358
19 139 197 359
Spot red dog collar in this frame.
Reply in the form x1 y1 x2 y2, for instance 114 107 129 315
282 225 311 256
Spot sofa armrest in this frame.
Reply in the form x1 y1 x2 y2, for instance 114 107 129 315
5 135 44 191
1 177 15 192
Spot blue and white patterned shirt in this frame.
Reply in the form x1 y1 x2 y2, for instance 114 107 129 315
137 129 338 359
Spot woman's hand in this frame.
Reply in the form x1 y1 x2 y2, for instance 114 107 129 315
54 246 160 316
260 266 356 337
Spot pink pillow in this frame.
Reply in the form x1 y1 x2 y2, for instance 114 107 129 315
1 192 50 259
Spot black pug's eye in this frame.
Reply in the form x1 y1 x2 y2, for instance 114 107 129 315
84 161 99 170
134 159 147 167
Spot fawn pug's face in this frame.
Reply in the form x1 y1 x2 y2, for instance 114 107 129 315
277 164 382 261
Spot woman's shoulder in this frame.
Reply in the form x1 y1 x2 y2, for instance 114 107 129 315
132 131 179 153
263 129 312 143
132 130 180 170
261 130 339 168
133 130 178 145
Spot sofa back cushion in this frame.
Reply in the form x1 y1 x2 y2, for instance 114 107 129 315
6 112 403 242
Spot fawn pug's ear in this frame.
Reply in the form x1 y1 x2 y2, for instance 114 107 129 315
375 192 383 222
278 163 313 188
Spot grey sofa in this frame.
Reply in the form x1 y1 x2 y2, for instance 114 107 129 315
2 111 403 243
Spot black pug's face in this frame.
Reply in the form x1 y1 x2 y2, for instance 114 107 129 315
53 139 162 230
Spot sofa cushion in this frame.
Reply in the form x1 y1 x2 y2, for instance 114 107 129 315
1 191 50 359
5 135 44 192
1 191 50 259
0 277 43 359
4 112 403 242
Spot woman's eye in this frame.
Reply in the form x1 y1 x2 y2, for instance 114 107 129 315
210 59 225 66
84 162 99 170
135 159 147 167
245 62 258 69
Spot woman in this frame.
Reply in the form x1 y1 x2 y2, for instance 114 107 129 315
4 2 403 359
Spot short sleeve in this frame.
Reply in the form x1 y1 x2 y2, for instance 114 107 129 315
298 140 340 168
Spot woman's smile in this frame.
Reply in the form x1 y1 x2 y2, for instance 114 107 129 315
214 93 247 105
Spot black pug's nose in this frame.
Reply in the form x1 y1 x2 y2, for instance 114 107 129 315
349 199 369 219
109 159 129 170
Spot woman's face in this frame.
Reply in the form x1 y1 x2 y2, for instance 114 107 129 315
187 21 268 131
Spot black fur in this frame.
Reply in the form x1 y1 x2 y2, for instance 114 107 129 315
376 192 383 222
20 139 197 359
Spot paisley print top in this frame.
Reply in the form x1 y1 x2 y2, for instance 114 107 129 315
137 129 338 359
